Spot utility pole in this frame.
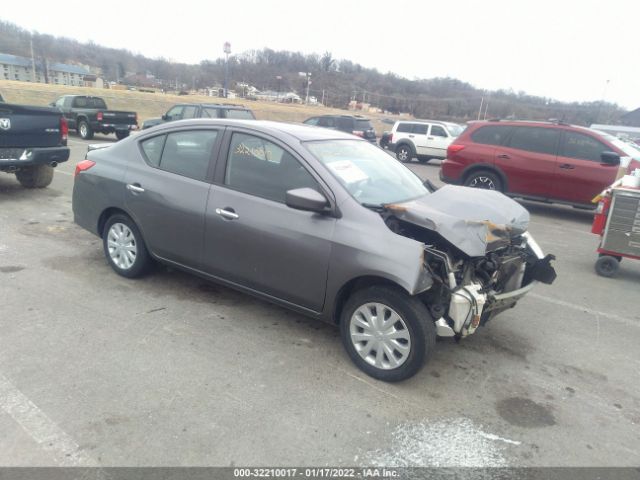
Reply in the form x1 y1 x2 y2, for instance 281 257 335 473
477 94 484 121
223 41 231 98
29 32 36 82
321 89 325 106
299 72 312 104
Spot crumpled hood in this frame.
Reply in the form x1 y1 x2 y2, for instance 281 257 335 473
386 185 530 257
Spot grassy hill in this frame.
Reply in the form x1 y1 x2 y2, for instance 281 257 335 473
0 80 400 134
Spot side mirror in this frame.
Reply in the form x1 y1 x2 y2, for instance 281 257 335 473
423 179 439 192
601 151 620 165
48 102 56 107
161 114 169 121
285 188 329 213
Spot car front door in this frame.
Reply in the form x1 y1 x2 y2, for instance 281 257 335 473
494 126 560 197
124 128 221 268
203 130 336 312
426 124 451 158
552 130 619 204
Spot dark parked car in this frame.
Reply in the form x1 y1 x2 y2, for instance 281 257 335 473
440 120 640 206
52 95 138 140
142 103 255 129
303 115 377 143
73 119 555 381
0 101 70 188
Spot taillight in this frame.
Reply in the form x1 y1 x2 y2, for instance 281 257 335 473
448 144 465 155
60 116 68 144
389 134 394 144
97 112 103 121
74 160 96 178
352 130 364 138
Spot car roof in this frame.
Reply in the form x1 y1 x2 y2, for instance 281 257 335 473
467 119 599 134
172 103 251 110
146 119 362 142
313 114 371 120
396 119 456 127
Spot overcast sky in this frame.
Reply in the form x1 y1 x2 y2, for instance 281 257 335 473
2 0 637 108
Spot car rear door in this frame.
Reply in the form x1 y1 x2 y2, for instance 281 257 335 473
494 126 560 197
410 123 430 155
203 129 335 312
124 127 222 268
552 130 619 204
425 124 451 158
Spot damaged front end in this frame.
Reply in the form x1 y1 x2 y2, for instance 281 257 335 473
380 185 556 338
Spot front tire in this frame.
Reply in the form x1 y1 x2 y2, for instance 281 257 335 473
595 255 620 278
464 169 503 192
340 286 436 382
78 120 94 140
115 130 130 140
395 144 413 163
15 165 54 188
103 214 152 278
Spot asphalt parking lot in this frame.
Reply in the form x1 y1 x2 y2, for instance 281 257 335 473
1 134 639 468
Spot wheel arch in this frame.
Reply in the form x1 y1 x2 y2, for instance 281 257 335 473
97 207 134 238
331 275 411 325
461 163 509 192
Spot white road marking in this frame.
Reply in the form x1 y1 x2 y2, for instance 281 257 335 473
0 372 96 466
530 293 638 328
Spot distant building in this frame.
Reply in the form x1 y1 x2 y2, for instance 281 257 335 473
621 108 640 127
0 53 90 86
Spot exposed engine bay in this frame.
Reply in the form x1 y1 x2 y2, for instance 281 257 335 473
376 185 557 338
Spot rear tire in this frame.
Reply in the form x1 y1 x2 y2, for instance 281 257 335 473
464 169 503 192
102 214 152 278
340 285 436 382
595 255 620 277
15 165 54 188
115 131 130 140
395 144 414 163
78 120 94 140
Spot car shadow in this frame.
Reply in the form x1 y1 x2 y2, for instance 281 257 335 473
518 200 594 225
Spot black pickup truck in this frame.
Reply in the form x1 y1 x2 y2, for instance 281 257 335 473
52 95 137 140
0 101 70 188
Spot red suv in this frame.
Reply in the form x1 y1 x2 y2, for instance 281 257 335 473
440 120 640 206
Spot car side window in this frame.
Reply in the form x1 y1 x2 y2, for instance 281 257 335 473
336 118 353 131
224 132 319 203
430 125 448 138
72 97 87 108
201 107 220 118
166 106 184 120
140 135 166 167
318 117 335 128
182 106 198 119
471 125 513 146
561 131 610 162
156 130 218 181
225 109 254 119
412 124 428 135
396 123 412 133
508 127 560 155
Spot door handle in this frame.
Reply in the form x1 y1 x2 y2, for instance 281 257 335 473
497 154 510 159
428 137 434 140
126 183 145 193
215 208 239 220
559 163 575 170
408 134 415 138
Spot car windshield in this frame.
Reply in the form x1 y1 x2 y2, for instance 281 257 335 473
596 131 640 160
446 124 464 137
226 109 255 119
304 139 428 206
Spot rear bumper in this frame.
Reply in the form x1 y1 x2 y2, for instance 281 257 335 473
91 122 137 132
0 146 70 169
439 168 460 184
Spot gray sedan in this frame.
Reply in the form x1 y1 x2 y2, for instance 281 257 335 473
72 119 555 381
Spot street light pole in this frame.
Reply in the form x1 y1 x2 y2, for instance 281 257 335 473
305 73 311 104
223 41 231 98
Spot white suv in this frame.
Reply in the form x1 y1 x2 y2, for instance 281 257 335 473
390 120 464 163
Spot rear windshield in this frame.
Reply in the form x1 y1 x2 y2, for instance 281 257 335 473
446 124 465 137
226 109 255 120
471 125 513 145
73 97 107 109
355 119 373 130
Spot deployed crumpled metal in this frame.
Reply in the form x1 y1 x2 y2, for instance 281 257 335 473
386 185 530 257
